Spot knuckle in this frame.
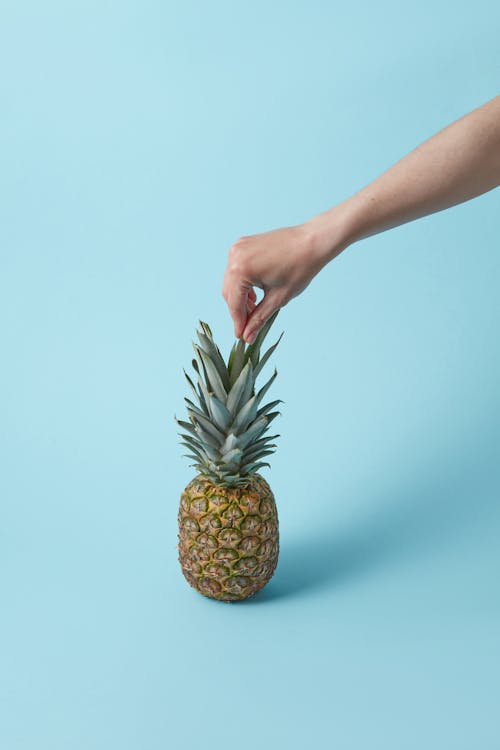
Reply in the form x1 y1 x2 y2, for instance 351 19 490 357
229 257 246 277
229 238 244 256
227 242 239 260
228 237 251 271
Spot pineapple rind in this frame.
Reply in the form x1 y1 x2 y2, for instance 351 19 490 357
178 474 279 601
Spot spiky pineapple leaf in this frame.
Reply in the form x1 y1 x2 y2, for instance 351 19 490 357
193 344 227 403
193 422 222 450
192 412 226 445
178 315 283 486
180 432 203 448
256 399 283 419
262 410 280 426
245 309 280 367
183 370 200 404
183 452 205 463
194 440 220 461
175 418 198 437
190 374 210 417
241 446 275 466
238 415 269 449
180 440 205 456
220 447 244 465
240 460 271 474
231 395 258 434
243 434 280 458
240 360 255 407
243 432 279 450
228 338 246 387
184 397 207 421
256 368 278 406
227 342 236 377
207 393 232 432
199 321 213 337
196 326 230 391
226 360 253 417
254 332 283 379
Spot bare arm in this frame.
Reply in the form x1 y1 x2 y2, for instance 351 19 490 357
222 95 500 343
310 94 500 256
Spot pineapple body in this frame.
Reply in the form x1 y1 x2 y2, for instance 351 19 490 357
178 474 279 601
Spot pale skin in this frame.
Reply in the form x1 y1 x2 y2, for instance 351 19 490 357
222 95 500 343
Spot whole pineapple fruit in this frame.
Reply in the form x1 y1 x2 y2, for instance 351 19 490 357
176 312 283 601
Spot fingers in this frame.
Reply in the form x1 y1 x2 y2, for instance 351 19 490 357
246 293 256 315
242 291 283 344
225 283 252 339
222 238 258 338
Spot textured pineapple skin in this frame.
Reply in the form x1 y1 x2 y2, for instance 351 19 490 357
178 474 279 601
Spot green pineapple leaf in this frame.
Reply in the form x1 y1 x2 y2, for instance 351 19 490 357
245 309 280 367
178 314 283 486
256 368 278 406
228 338 246 387
197 325 230 391
256 399 283 419
254 332 284 380
231 395 258 435
207 393 232 432
193 344 227 403
226 360 253 416
192 412 226 445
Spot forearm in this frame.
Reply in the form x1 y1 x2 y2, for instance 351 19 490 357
307 95 500 262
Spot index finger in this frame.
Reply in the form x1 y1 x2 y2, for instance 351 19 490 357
226 283 252 339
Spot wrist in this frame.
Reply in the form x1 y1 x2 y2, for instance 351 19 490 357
302 197 362 267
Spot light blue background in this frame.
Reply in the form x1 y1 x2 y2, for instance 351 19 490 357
1 1 499 748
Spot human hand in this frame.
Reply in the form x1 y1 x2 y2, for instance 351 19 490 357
222 224 326 343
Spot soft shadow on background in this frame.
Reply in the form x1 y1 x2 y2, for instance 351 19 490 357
250 407 500 603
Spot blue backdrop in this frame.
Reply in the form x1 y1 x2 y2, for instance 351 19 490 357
1 1 499 748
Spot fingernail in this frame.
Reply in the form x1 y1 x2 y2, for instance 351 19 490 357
246 330 256 344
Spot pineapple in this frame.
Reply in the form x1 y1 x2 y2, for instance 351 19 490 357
175 311 283 601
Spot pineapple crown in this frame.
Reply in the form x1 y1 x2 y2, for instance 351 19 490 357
175 311 283 487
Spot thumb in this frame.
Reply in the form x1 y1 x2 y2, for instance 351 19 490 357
242 291 282 344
